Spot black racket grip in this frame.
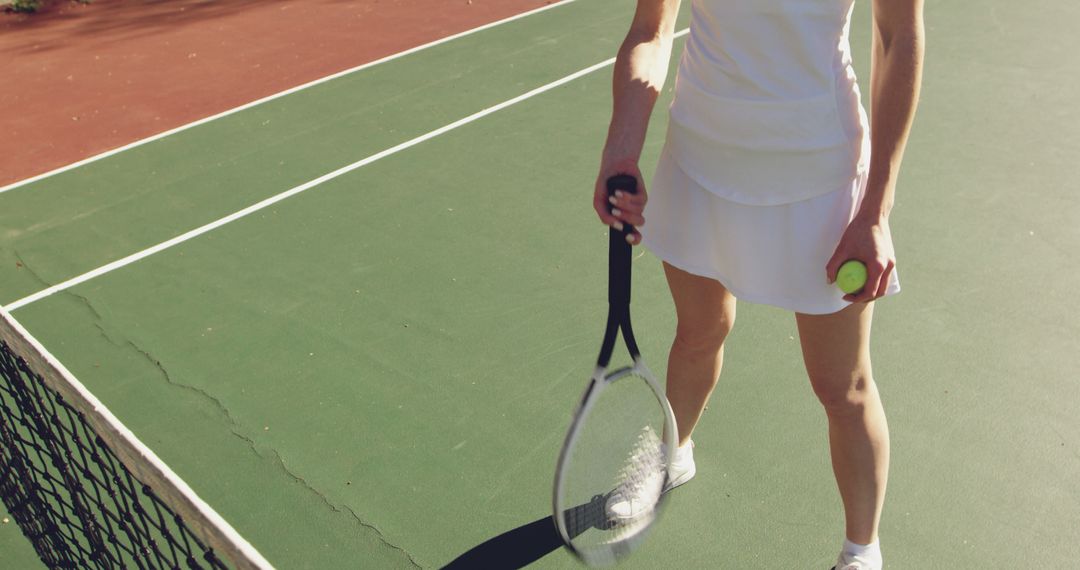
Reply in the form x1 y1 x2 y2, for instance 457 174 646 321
605 174 639 239
606 174 637 307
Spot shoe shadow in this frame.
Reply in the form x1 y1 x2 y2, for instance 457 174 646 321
440 496 610 569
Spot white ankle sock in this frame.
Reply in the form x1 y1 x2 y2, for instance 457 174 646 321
840 538 882 568
672 440 694 463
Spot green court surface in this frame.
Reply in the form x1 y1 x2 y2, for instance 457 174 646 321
2 1 1077 568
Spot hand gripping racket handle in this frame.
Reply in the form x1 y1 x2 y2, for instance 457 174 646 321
606 174 637 308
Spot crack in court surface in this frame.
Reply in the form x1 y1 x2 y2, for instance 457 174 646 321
262 448 426 570
91 308 427 568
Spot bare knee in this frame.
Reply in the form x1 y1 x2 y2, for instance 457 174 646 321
673 309 735 357
809 370 875 419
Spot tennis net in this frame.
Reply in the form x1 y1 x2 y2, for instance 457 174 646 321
0 308 271 569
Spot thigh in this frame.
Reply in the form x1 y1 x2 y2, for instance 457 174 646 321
795 303 875 398
663 262 737 345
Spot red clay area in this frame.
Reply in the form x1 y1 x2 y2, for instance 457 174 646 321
0 0 555 187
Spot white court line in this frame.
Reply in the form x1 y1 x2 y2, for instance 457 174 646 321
3 28 690 313
0 0 578 195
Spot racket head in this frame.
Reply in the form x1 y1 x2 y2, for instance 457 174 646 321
553 359 677 567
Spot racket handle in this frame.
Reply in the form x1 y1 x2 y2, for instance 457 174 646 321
605 175 637 306
605 174 639 239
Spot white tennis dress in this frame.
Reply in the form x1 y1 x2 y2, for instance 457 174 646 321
640 0 900 314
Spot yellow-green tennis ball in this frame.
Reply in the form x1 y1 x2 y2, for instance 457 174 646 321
836 260 868 294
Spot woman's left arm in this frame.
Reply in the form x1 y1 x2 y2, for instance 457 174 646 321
828 0 925 302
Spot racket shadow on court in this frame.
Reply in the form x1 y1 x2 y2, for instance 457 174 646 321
441 495 610 569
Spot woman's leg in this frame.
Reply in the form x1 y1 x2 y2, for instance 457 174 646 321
662 262 737 446
795 302 889 545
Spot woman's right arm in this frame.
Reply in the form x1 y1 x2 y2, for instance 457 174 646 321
594 0 682 244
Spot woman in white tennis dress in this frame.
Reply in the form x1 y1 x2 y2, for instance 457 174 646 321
593 0 924 568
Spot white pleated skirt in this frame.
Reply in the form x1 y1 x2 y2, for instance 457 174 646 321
640 150 900 315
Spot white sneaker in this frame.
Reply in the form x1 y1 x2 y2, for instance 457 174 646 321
605 440 696 521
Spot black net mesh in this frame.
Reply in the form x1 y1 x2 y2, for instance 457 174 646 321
0 337 230 569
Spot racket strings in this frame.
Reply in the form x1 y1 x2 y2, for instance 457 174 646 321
605 426 665 523
617 428 663 489
560 427 666 542
555 370 672 565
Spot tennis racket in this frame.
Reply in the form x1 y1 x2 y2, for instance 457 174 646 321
552 174 678 567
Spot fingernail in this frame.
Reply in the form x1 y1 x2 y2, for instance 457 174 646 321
611 208 622 217
615 190 624 198
625 233 636 244
608 196 618 205
612 221 624 231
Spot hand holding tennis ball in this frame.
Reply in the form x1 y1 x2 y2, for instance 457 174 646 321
836 260 868 294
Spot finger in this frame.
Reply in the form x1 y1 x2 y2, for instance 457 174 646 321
825 248 846 284
601 212 624 231
625 229 642 245
852 285 875 304
605 180 648 229
595 185 621 225
613 188 648 206
608 193 642 211
853 261 886 303
874 261 895 300
845 286 872 304
594 198 618 226
608 195 646 222
597 163 646 231
608 192 647 213
610 207 646 228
